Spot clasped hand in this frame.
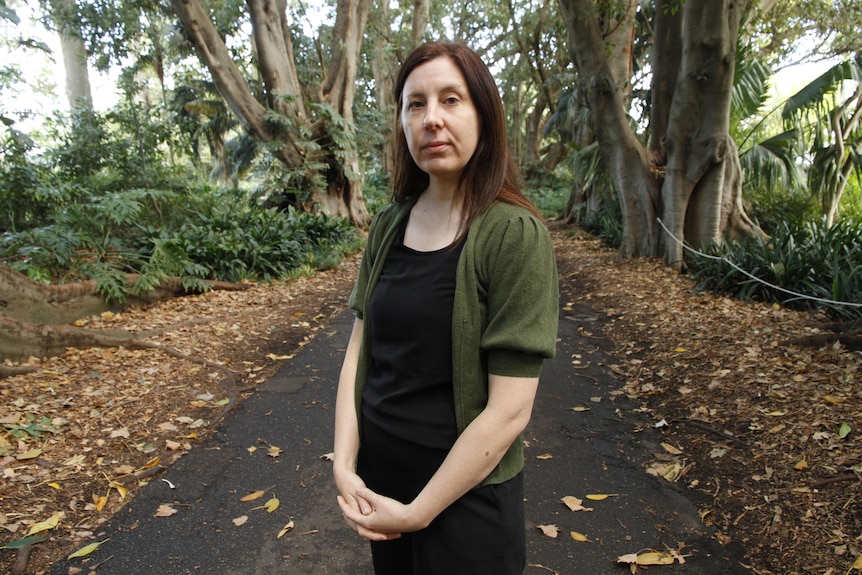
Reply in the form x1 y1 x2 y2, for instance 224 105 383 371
336 473 428 541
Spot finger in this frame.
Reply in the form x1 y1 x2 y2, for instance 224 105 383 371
356 525 402 542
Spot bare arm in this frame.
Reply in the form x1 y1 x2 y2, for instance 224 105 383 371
338 373 539 539
333 318 389 535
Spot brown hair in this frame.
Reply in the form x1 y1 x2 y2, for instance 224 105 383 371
392 42 542 231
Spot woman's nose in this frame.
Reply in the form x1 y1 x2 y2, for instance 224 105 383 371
423 105 441 129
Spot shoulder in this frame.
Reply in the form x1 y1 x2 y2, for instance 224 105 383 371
470 201 550 246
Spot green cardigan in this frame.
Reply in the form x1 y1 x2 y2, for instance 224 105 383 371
348 197 559 485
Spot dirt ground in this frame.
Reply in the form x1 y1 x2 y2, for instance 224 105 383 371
1 230 860 575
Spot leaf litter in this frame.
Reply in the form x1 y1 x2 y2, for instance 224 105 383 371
2 234 860 574
555 233 861 574
0 255 359 573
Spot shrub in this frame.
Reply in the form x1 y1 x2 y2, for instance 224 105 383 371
689 219 862 320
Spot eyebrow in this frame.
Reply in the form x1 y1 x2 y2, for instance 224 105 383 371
404 83 468 100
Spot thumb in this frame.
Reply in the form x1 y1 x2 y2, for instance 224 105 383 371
355 487 379 515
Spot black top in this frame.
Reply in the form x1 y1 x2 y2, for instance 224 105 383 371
362 223 465 449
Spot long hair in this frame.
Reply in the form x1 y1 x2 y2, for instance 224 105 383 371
392 42 542 230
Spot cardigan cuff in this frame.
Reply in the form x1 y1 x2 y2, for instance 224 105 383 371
487 350 545 378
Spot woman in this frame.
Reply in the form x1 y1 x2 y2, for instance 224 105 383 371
333 41 559 575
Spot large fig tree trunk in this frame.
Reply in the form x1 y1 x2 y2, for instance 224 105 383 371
560 0 766 268
170 0 371 226
0 263 246 365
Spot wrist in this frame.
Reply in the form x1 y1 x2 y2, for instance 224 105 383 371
406 498 434 531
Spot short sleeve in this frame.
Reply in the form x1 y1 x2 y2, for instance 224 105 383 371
479 214 559 376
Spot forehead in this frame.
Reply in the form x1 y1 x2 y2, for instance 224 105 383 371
403 57 468 94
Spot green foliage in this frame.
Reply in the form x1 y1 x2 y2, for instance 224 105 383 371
164 198 358 283
523 168 572 220
689 219 862 320
1 182 358 302
744 177 819 234
580 201 623 249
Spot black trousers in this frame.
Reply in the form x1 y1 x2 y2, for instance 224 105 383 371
357 418 526 575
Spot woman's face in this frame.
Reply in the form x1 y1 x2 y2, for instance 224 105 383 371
400 57 481 186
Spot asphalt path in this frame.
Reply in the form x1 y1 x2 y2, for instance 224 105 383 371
50 302 748 575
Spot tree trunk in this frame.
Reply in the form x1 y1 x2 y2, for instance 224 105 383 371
370 1 395 182
169 0 370 225
411 0 430 46
560 0 659 257
560 0 764 267
51 0 93 112
0 263 248 363
318 0 372 226
659 1 764 267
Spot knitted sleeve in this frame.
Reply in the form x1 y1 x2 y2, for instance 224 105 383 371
479 213 559 377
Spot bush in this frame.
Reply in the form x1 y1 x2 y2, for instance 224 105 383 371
1 188 360 302
689 219 862 320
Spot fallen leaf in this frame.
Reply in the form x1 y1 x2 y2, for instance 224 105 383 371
110 427 130 439
143 456 161 469
636 551 676 566
570 531 589 542
27 512 62 536
252 497 280 513
16 448 42 460
794 458 808 470
277 520 295 538
0 535 45 550
241 490 266 502
112 482 128 500
266 353 295 361
851 554 862 570
320 452 334 461
67 538 109 560
560 496 593 512
264 497 279 513
268 445 283 457
233 515 249 526
535 453 553 460
839 422 852 439
585 493 618 501
155 504 178 517
95 495 107 512
536 524 559 538
660 442 683 455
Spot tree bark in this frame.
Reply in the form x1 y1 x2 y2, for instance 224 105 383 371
0 262 249 363
560 0 765 266
560 0 659 257
170 0 371 225
317 0 372 226
51 0 93 112
660 1 764 267
411 0 430 46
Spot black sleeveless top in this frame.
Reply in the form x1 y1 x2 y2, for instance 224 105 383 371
362 223 465 449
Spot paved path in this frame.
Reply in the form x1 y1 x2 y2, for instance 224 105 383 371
50 304 747 575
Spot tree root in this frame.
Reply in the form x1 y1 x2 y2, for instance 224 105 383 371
0 364 38 378
786 333 862 351
683 418 749 448
11 543 43 575
810 474 860 489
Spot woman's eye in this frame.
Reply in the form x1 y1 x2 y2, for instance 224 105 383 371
408 101 424 110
